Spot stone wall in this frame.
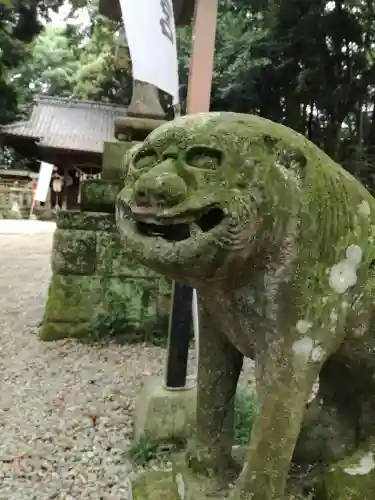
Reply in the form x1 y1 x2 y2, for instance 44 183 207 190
40 140 171 344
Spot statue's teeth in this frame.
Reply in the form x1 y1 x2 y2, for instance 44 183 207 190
190 223 202 236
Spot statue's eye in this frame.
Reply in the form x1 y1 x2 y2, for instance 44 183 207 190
133 149 158 170
185 146 222 170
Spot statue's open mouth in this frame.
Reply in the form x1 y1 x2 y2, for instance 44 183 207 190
118 203 226 242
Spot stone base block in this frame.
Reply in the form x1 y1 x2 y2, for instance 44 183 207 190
80 179 123 213
131 444 375 499
131 454 229 500
40 274 164 342
102 140 138 181
134 376 197 443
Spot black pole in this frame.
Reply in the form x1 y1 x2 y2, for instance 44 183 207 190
116 110 194 391
165 281 193 389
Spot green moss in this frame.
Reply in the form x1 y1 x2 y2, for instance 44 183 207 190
102 140 139 181
42 274 102 325
131 454 229 500
57 210 116 231
41 135 172 345
41 273 169 344
131 471 181 500
96 232 158 277
40 321 91 341
80 179 123 213
52 229 97 275
324 446 375 500
89 277 156 342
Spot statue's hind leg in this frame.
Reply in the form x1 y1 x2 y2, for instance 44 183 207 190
293 349 360 466
320 344 375 500
295 291 375 468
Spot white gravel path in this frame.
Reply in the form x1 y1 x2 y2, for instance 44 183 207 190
0 221 170 500
0 220 254 500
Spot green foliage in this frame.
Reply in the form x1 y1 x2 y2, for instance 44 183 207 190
72 11 132 103
0 2 41 124
11 8 132 106
127 435 182 467
12 24 81 109
233 387 258 445
85 278 170 346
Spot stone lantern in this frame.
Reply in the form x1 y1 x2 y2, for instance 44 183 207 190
99 0 196 139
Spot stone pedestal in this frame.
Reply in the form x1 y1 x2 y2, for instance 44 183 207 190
131 453 229 500
134 376 197 443
40 139 171 343
131 445 375 500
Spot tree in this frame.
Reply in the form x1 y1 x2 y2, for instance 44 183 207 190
0 1 45 124
10 24 82 112
177 0 375 190
11 4 132 106
72 10 132 104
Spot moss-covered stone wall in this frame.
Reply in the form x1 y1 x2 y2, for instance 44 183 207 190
40 140 171 344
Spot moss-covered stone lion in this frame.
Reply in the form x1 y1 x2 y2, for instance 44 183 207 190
116 112 375 499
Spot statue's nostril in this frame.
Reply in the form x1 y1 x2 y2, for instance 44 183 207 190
134 174 187 209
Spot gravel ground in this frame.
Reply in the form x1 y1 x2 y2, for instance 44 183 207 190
0 220 254 500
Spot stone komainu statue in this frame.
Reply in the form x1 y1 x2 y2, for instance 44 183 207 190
116 112 375 499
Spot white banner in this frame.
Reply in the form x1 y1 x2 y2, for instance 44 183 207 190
34 162 53 202
119 0 179 104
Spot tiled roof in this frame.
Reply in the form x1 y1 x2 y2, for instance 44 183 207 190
0 95 126 154
0 168 38 178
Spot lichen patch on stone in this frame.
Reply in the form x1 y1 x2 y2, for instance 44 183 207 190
275 161 289 181
175 472 185 499
357 200 371 217
329 309 338 324
344 452 375 476
292 335 325 363
311 345 325 362
292 336 314 359
329 260 358 294
346 244 363 266
296 320 312 335
307 375 320 404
